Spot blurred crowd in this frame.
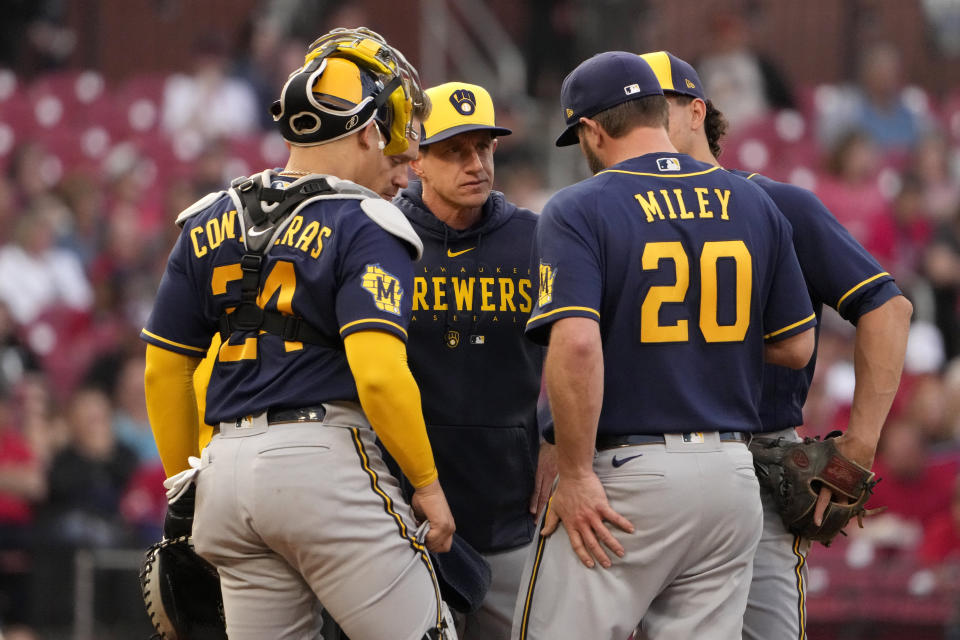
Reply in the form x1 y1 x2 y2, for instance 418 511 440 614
0 3 956 639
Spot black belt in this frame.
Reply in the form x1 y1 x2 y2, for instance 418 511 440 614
218 405 327 432
596 431 749 450
267 405 326 423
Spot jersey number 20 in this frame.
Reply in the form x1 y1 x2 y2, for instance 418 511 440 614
640 240 751 343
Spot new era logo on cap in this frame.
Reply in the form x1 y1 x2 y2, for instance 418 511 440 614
685 78 696 89
565 108 574 118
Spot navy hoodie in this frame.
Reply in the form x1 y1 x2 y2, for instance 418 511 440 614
393 180 543 553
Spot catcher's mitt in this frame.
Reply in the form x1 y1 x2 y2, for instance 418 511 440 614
750 432 881 546
140 535 227 640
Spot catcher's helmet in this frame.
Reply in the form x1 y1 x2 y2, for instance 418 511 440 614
271 27 424 155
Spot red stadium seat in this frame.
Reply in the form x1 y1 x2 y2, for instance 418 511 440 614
0 69 22 106
29 70 109 129
111 73 167 137
228 135 268 176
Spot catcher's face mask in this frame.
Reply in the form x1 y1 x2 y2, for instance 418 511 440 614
271 27 421 155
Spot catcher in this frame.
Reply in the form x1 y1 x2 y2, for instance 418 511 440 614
141 27 457 640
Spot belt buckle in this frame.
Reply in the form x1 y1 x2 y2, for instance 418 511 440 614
300 407 325 422
681 432 704 444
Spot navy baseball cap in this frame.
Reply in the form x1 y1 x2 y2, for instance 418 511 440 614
555 51 664 147
639 51 705 100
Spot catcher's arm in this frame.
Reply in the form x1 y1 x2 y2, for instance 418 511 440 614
814 295 912 525
343 330 455 553
145 344 203 477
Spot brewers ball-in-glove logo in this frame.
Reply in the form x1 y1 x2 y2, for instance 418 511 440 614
361 264 403 315
538 262 556 307
450 88 477 116
445 329 460 348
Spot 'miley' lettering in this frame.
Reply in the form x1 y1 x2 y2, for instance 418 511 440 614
633 187 731 223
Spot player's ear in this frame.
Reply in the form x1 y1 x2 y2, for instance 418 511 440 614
410 151 426 178
358 122 381 152
690 98 707 131
579 117 603 145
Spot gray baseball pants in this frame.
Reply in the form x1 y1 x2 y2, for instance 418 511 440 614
192 402 446 640
457 542 532 640
512 432 762 640
743 427 810 640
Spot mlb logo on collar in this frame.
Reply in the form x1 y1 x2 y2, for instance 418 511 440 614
657 157 681 172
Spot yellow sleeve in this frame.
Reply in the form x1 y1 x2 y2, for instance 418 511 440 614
343 330 437 488
192 335 221 452
144 344 202 477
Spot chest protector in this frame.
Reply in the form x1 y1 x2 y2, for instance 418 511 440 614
175 169 423 351
221 172 339 348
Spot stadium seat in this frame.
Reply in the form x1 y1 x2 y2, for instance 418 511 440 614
111 73 166 137
29 70 109 129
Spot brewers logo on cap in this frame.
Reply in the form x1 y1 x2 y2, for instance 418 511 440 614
450 89 477 115
421 81 512 145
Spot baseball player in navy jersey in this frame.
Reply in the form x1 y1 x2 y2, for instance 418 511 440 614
141 28 458 640
512 51 816 640
639 50 913 640
389 81 554 640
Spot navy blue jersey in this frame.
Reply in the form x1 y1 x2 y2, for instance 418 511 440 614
394 181 542 552
526 154 816 436
732 170 903 431
142 177 415 424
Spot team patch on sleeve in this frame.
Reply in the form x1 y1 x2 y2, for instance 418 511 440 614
538 262 556 307
361 264 403 315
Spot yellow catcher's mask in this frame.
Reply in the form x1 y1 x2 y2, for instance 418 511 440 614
271 27 421 155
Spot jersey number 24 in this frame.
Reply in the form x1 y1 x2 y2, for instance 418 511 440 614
640 240 751 343
211 259 300 361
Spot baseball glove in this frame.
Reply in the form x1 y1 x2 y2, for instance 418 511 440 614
750 432 881 546
140 534 227 640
